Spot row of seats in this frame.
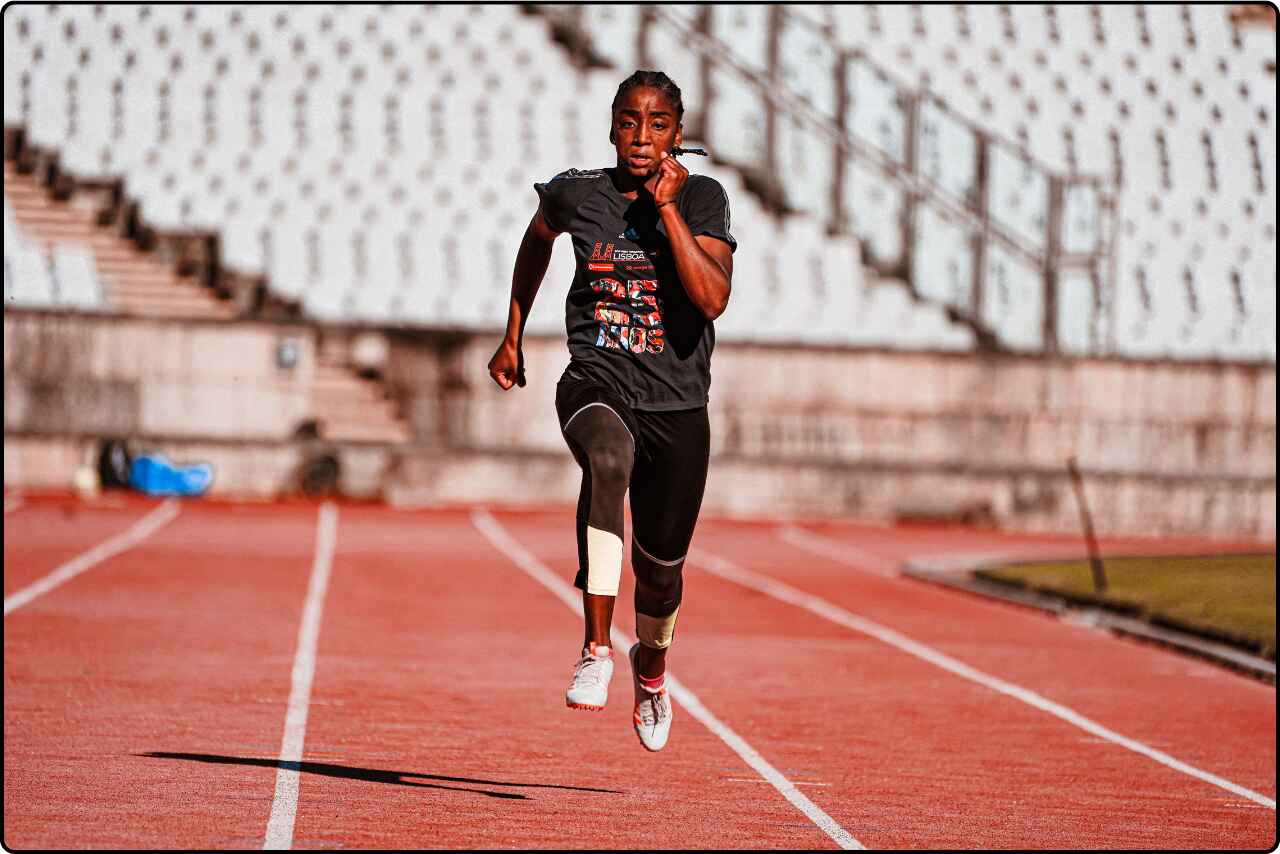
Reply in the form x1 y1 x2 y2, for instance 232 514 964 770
2 3 976 352
3 196 107 310
259 155 975 351
6 4 1270 360
790 5 1275 361
561 4 1276 362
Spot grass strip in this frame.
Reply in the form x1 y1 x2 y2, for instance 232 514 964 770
977 554 1275 660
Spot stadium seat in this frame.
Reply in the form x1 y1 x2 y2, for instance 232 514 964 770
4 3 1270 360
7 243 56 307
51 243 106 309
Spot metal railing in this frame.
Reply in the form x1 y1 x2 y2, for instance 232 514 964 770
536 4 1119 356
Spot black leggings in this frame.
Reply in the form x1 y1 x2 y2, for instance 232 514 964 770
555 376 710 635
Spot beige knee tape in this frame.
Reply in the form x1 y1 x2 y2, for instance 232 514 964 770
635 606 680 649
585 526 623 595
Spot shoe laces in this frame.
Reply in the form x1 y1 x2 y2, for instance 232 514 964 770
637 684 668 727
573 651 609 689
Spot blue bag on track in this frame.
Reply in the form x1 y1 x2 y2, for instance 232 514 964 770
128 454 214 497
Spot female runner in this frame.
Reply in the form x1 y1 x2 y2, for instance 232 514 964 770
487 70 735 751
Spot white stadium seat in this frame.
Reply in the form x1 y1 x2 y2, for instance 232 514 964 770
2 3 1270 360
51 243 106 310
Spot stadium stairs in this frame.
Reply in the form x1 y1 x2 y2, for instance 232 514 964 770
3 146 409 447
4 159 234 319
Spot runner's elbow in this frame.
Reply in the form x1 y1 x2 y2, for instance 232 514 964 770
701 290 729 321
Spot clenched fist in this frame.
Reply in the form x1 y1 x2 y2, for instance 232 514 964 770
488 340 526 390
644 151 688 208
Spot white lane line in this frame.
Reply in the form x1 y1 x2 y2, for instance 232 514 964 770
778 525 899 577
697 547 1277 811
726 778 831 787
3 499 181 617
470 509 863 851
264 502 339 851
4 493 24 515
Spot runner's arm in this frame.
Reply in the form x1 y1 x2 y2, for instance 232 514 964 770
659 205 733 321
489 206 560 389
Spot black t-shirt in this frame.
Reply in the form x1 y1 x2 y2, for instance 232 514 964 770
534 167 737 411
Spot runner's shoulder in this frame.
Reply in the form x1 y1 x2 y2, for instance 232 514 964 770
681 173 730 199
547 167 611 185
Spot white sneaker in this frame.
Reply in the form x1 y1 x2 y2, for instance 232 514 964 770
565 642 614 711
629 643 673 751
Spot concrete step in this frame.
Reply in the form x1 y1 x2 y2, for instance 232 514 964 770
312 371 389 391
84 231 138 243
15 223 100 242
108 289 226 307
316 416 406 439
109 306 237 322
1 185 46 201
312 371 387 391
109 296 236 319
20 233 142 258
310 359 410 444
10 217 93 234
6 161 241 323
10 204 87 220
314 385 391 406
99 269 184 287
314 401 396 426
314 397 401 421
110 279 221 298
95 264 173 281
7 195 82 210
104 283 198 301
106 281 201 299
9 203 104 223
87 251 149 266
321 421 412 443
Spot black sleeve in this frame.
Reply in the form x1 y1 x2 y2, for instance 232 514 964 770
679 175 737 254
533 169 583 234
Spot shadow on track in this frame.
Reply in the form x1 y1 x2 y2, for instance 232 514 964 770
137 752 625 801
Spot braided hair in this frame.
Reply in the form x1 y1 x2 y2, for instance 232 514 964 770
612 70 684 124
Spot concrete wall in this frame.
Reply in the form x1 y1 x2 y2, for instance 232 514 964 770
4 312 316 440
439 336 1275 480
397 333 1275 538
3 312 1274 538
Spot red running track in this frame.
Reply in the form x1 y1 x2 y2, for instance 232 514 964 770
3 493 1275 848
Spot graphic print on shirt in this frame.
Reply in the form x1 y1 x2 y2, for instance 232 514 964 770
591 276 665 355
587 242 615 272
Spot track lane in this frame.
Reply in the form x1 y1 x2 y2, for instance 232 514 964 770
471 508 861 849
5 499 1272 848
4 499 180 616
3 500 323 848
490 508 1274 848
695 520 1276 847
764 521 1276 794
3 494 164 597
287 505 842 849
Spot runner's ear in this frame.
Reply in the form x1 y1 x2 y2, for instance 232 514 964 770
609 127 617 145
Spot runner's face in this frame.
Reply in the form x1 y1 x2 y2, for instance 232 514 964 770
611 87 682 178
